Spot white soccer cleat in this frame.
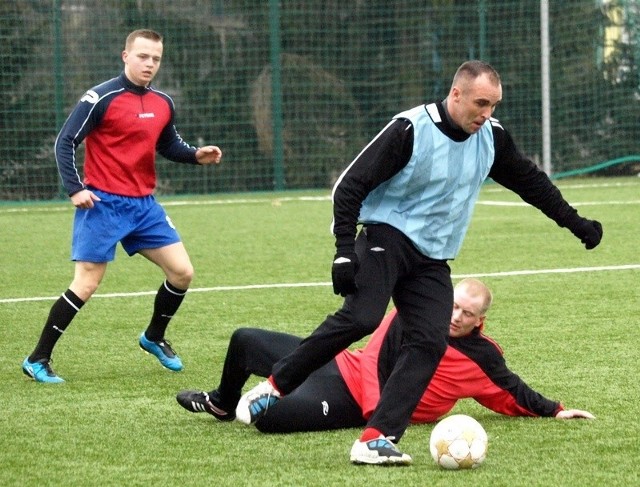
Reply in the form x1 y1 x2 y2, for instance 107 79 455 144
235 380 281 425
350 435 413 465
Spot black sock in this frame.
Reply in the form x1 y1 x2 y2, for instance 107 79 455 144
144 280 187 342
29 289 84 362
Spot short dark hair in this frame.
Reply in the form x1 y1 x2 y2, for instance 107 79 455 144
453 60 501 86
125 29 163 50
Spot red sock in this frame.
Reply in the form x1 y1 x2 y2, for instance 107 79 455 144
267 375 283 395
360 427 384 442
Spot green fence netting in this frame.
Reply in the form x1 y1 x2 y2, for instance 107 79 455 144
1 0 638 200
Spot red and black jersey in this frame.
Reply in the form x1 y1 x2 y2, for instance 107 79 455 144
55 72 198 197
335 309 563 423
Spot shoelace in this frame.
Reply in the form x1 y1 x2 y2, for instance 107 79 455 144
252 392 278 416
158 340 177 357
374 436 400 450
201 392 216 409
42 360 57 376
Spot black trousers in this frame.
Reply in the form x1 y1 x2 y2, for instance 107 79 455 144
272 223 452 440
216 328 365 433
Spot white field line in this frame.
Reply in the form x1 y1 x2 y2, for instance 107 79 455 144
1 178 639 214
2 181 637 303
3 196 638 214
0 195 332 214
483 180 640 192
2 264 638 304
477 200 640 206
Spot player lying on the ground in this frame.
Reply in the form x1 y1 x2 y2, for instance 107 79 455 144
176 278 594 431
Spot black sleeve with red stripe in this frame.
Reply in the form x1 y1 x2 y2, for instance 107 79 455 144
449 331 562 417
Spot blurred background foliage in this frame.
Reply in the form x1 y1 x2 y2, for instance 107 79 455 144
0 0 638 200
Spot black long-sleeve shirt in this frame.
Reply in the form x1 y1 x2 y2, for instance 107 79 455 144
331 101 583 249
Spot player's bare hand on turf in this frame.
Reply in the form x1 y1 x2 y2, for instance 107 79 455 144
70 189 101 209
555 409 595 419
196 146 222 165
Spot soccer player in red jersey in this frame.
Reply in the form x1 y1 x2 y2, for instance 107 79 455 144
22 29 222 383
177 278 593 432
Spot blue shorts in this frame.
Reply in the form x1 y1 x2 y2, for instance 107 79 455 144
71 189 181 262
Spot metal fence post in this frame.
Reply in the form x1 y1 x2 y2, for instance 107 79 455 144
269 0 285 190
540 0 552 175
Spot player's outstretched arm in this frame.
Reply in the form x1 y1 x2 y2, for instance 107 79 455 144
554 409 595 419
195 146 222 165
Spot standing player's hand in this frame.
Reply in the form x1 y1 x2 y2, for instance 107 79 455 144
196 146 222 165
70 189 101 209
332 250 359 296
569 218 603 249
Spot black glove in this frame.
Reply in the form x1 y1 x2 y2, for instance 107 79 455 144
331 249 359 296
569 218 603 250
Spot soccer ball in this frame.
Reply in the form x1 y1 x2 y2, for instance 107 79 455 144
429 414 488 469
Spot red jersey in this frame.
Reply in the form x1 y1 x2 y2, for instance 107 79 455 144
335 308 563 423
55 72 198 197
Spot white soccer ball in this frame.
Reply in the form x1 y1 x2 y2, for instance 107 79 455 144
429 414 488 469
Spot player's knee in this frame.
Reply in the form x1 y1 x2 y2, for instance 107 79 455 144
331 305 381 333
229 327 254 347
169 263 194 289
72 282 99 301
70 277 101 300
254 417 287 434
182 263 194 284
355 319 380 336
254 420 274 433
350 311 382 335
